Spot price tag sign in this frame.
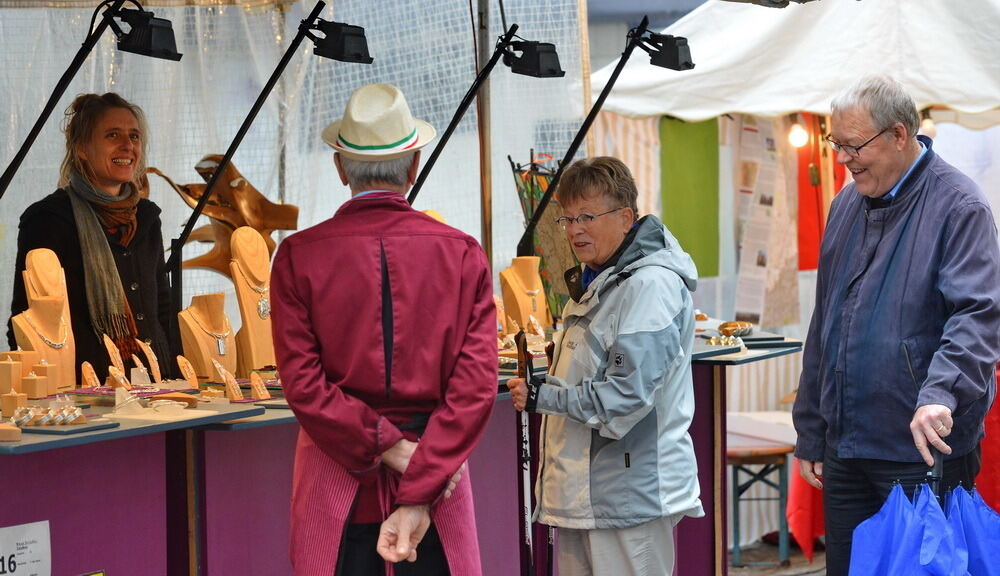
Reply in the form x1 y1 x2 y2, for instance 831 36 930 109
0 520 51 575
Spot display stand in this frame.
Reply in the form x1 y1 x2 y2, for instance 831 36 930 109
499 256 552 333
229 227 276 378
178 293 237 381
9 249 76 390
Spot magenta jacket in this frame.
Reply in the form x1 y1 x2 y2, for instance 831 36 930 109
271 191 498 575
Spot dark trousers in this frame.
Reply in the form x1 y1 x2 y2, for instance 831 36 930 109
335 522 450 576
822 446 981 576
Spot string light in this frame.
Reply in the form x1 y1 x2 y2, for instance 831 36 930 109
919 108 937 139
788 114 808 148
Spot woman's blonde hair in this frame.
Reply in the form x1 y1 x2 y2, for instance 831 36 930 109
58 92 148 190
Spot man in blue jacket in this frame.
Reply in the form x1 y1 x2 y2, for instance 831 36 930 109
793 75 1000 576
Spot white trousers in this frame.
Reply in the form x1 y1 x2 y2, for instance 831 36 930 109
556 514 681 576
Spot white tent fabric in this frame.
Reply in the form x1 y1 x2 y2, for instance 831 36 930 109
593 0 1000 121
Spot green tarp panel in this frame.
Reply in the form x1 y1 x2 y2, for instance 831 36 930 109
659 116 718 277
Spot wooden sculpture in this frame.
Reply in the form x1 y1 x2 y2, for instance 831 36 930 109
147 155 299 278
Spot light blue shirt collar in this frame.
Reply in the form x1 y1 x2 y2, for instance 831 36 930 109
883 141 927 200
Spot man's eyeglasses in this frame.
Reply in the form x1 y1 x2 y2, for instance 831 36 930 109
554 207 625 230
825 127 889 158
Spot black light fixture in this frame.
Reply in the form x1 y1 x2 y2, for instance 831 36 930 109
516 16 695 257
0 0 182 201
407 24 564 205
166 1 372 311
307 19 374 63
641 33 694 71
109 6 183 61
503 40 565 78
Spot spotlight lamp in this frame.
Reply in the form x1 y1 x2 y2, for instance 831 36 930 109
408 24 568 204
0 0 182 201
306 19 373 63
166 1 373 311
635 31 694 71
503 40 565 78
108 4 183 61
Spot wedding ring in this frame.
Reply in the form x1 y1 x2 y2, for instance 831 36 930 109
935 424 947 433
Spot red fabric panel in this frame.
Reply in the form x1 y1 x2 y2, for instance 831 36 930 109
977 369 1000 510
797 113 824 271
787 457 825 562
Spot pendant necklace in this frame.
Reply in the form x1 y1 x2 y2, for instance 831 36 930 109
23 311 68 349
232 258 271 320
187 310 232 356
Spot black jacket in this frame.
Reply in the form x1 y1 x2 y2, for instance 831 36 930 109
7 189 179 380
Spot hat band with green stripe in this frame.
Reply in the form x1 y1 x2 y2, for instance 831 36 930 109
337 128 419 155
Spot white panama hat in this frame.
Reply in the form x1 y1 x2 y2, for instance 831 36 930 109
322 83 436 161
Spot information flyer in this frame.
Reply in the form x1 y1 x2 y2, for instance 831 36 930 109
0 520 51 576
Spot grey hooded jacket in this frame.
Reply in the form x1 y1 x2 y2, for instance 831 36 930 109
533 215 705 529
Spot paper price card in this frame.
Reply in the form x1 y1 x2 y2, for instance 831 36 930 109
0 520 51 575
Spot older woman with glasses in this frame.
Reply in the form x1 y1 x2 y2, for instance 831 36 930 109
507 156 704 576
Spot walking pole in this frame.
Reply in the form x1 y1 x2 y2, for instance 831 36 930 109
514 330 534 576
543 339 556 576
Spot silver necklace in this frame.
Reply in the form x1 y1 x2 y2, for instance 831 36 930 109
23 312 68 349
232 258 271 320
187 310 231 356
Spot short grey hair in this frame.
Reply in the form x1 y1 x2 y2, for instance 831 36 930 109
339 152 415 189
831 75 920 138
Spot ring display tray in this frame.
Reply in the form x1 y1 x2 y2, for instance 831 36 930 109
20 419 119 435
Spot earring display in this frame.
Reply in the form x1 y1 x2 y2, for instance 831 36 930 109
249 372 271 400
102 334 126 374
107 366 132 390
176 355 199 389
80 361 101 388
135 339 162 383
212 359 244 401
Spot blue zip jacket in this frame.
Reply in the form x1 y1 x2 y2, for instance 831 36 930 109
794 136 1000 463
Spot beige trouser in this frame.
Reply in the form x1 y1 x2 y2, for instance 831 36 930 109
557 514 681 576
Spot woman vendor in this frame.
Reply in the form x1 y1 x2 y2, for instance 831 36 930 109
7 92 177 380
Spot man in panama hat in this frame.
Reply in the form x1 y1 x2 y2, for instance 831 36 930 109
272 83 497 575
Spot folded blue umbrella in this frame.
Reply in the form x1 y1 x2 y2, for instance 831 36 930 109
948 486 1000 576
850 484 968 576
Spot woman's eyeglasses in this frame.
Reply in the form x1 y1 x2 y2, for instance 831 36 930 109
554 207 624 230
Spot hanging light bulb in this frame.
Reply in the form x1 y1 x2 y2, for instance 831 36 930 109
788 114 808 148
919 108 937 139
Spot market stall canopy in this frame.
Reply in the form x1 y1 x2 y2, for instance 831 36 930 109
592 0 1000 122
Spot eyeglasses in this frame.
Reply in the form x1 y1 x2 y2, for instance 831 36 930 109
825 127 888 158
554 207 625 230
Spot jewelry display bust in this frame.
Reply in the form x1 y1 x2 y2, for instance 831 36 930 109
11 298 75 392
229 226 276 378
177 293 238 381
499 256 553 336
10 249 76 391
